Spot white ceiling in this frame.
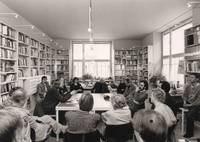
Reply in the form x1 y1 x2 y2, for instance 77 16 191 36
0 0 192 40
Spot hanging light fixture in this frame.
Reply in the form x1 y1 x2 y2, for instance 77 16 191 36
88 0 94 42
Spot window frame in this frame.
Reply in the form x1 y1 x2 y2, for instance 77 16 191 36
72 41 112 78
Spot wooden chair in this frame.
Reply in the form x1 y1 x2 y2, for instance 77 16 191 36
104 122 133 142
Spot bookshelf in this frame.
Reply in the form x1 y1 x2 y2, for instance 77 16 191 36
185 24 200 74
114 46 149 84
55 49 69 81
0 22 56 103
0 23 17 101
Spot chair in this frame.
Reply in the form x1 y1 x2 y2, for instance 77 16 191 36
63 131 100 142
104 123 133 142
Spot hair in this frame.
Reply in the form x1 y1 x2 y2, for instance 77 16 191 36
73 77 79 83
0 109 22 142
9 87 27 105
125 78 131 84
111 94 127 109
149 76 159 88
140 80 149 90
188 73 200 83
79 93 94 111
152 88 166 103
132 109 167 142
41 76 47 81
161 81 170 93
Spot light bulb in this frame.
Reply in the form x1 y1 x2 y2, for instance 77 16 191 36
88 28 92 33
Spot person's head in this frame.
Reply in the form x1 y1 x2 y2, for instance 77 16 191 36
125 78 131 86
0 109 23 142
139 80 148 91
161 81 170 93
149 76 159 89
100 78 105 83
111 94 127 110
53 79 60 89
41 76 47 83
150 88 166 104
79 93 94 112
187 73 200 84
132 109 167 142
9 87 28 107
73 77 79 84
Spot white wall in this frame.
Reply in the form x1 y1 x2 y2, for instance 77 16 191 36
193 4 200 26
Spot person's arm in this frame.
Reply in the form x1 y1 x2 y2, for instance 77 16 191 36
37 84 43 96
54 89 72 103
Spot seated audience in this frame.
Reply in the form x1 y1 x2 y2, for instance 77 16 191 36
36 76 50 102
5 87 68 142
150 88 177 142
92 78 110 93
65 93 100 141
107 77 118 89
182 73 200 138
117 77 126 94
42 79 72 115
123 78 136 98
70 77 83 93
101 94 132 141
132 109 168 142
0 108 23 142
127 80 148 117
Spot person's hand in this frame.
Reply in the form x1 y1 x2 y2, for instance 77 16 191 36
70 90 77 95
183 103 192 108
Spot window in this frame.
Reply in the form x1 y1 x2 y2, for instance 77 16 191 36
72 42 111 78
162 23 192 85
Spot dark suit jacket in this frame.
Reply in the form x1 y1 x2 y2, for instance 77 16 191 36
92 82 109 93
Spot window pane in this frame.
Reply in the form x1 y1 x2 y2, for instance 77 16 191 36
85 61 110 78
162 58 170 81
171 23 192 54
73 61 82 77
84 44 110 60
163 33 170 56
171 57 184 85
73 44 83 59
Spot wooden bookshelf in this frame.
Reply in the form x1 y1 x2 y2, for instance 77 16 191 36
185 24 200 74
114 46 149 84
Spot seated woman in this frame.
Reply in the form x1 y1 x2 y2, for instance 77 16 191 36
101 94 133 142
70 77 83 93
64 93 100 142
117 77 126 94
150 88 177 142
5 87 68 142
0 108 23 142
132 109 168 142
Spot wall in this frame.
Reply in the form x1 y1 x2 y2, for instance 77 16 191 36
0 1 51 46
142 33 153 46
193 4 200 26
113 39 142 50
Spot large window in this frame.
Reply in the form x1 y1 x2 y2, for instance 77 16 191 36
73 42 111 78
162 23 192 85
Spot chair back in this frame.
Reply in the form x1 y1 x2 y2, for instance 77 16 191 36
105 122 133 142
63 131 100 142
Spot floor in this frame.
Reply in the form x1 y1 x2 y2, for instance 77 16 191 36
46 113 200 142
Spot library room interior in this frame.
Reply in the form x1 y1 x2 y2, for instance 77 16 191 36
0 0 200 142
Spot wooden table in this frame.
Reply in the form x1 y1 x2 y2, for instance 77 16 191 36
56 93 113 141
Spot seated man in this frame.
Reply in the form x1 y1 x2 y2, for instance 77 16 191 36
182 73 200 138
132 109 168 142
42 79 72 115
92 78 109 93
5 87 68 142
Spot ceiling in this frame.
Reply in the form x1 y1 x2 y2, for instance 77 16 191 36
0 0 192 40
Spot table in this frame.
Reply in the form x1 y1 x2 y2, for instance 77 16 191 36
56 93 113 141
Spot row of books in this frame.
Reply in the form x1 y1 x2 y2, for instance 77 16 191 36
0 61 15 72
40 44 45 51
56 60 69 65
31 48 39 57
18 69 24 77
115 50 137 56
57 65 68 71
31 39 39 47
115 59 137 65
1 74 16 82
40 60 45 66
18 45 28 55
0 37 16 48
31 68 38 76
18 57 28 66
186 61 200 72
0 49 15 59
39 51 46 58
18 32 29 44
0 24 16 38
1 83 15 94
31 59 38 66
